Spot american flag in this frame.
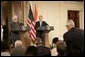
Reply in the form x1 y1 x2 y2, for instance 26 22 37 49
26 5 37 42
27 5 37 42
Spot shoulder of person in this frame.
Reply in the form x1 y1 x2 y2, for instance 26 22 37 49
36 21 39 23
63 31 68 36
43 21 46 23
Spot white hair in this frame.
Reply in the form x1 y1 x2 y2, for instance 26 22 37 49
15 40 23 47
66 19 75 26
66 19 75 30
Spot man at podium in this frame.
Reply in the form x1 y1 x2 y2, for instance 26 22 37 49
10 15 21 46
35 15 48 40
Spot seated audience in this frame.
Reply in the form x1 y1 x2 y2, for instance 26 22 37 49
57 40 67 56
1 41 11 56
52 37 59 48
25 46 38 56
36 38 51 56
51 37 59 56
11 40 26 56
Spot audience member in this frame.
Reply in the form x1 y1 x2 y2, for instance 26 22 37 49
36 38 51 56
63 19 84 56
25 46 38 56
57 40 67 56
51 37 59 56
1 41 11 56
11 40 26 56
52 37 59 48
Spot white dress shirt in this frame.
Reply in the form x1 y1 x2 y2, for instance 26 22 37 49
40 21 42 27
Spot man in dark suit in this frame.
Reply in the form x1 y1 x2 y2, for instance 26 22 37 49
35 15 48 40
10 15 21 46
63 19 84 56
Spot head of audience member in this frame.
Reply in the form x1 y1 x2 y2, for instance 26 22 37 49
35 37 42 46
66 19 75 30
35 37 51 56
12 15 18 22
52 37 59 44
1 41 10 52
14 40 23 48
39 15 43 22
25 46 38 56
57 40 67 56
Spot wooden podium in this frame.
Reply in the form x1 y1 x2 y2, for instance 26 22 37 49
43 30 50 48
36 26 54 48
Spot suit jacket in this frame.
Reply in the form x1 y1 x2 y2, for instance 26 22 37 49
35 21 48 30
35 21 48 38
11 47 26 56
37 45 51 56
63 27 84 56
10 22 21 40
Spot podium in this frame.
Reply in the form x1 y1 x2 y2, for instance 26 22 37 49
36 26 54 48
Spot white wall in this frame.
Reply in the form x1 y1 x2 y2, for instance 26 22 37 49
31 1 84 44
